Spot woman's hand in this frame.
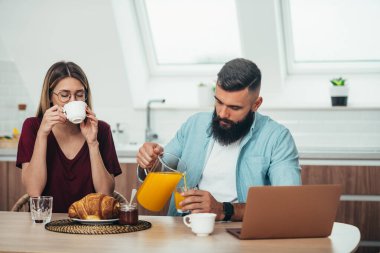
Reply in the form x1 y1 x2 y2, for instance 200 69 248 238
80 106 98 145
38 105 66 136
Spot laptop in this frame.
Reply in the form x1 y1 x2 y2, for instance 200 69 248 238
226 184 341 239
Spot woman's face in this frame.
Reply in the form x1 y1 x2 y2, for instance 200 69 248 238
50 77 86 107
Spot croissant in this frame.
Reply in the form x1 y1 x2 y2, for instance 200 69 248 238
68 193 120 220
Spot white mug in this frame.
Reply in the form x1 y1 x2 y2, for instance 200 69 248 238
183 213 216 236
63 101 87 124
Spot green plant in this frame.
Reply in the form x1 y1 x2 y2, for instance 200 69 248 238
330 77 346 86
198 82 216 93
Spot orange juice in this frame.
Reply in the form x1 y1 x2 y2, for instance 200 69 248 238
137 172 183 211
174 173 189 211
174 191 185 210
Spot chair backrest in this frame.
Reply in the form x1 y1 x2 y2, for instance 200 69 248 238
11 194 30 212
11 191 127 212
112 190 128 204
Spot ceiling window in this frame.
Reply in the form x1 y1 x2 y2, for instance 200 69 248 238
136 0 241 74
282 0 380 73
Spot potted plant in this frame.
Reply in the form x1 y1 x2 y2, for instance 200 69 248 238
197 82 214 107
330 77 348 106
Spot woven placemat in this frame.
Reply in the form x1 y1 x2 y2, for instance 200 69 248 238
45 219 151 235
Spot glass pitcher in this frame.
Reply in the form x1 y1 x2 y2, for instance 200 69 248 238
137 152 187 212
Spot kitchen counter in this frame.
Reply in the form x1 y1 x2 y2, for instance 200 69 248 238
0 144 140 163
298 146 380 165
2 144 380 165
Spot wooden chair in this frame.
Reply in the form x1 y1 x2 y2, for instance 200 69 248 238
112 190 128 204
11 194 30 212
11 191 128 212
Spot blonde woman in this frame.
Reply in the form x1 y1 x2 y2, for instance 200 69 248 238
16 61 121 212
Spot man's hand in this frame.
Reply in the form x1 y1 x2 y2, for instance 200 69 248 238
180 189 224 220
136 142 163 169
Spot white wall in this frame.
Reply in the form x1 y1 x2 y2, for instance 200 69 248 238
0 0 379 150
0 0 140 140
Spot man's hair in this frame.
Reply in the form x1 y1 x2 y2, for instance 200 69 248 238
217 58 261 92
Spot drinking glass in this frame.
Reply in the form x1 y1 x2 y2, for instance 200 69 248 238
29 196 53 224
174 186 187 213
174 186 197 213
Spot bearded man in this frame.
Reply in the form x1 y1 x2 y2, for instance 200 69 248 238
137 58 301 221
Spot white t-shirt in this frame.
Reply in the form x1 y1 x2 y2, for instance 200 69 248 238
198 139 240 203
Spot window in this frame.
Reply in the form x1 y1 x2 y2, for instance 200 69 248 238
282 0 380 73
114 0 380 108
136 0 241 75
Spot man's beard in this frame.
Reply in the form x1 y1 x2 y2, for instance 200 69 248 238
210 109 254 146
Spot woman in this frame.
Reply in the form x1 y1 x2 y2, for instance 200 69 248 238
16 61 121 213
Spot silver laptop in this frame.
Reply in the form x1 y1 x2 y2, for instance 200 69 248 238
227 184 341 239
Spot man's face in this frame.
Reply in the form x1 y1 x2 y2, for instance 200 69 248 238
210 85 262 145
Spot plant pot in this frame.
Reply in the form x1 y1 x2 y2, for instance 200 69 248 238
330 86 349 106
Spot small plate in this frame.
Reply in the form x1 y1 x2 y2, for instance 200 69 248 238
71 218 119 225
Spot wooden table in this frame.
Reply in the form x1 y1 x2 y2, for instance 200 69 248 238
0 211 360 253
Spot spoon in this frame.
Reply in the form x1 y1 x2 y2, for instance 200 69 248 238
129 188 137 206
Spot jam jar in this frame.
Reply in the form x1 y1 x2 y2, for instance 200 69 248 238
119 203 138 225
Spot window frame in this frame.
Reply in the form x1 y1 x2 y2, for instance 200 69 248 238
134 0 240 76
281 0 380 75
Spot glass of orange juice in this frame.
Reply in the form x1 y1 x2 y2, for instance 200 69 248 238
174 186 198 213
174 186 187 213
137 153 187 212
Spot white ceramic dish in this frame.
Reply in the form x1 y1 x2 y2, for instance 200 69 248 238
71 218 118 225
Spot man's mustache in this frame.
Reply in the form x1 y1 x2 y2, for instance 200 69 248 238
214 116 235 125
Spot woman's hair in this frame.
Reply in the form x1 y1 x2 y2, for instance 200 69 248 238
36 61 93 117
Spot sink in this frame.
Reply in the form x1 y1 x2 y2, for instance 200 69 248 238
115 142 166 162
116 142 142 157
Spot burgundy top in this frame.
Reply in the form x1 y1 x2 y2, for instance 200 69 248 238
16 117 122 213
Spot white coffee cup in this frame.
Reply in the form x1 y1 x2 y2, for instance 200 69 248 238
63 101 87 124
183 213 216 236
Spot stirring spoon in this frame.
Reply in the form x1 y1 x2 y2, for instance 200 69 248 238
129 188 137 206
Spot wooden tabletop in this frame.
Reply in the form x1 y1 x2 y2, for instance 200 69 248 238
0 211 360 253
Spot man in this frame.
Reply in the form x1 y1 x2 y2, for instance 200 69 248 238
137 58 301 221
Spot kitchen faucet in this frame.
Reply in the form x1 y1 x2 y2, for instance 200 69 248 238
112 123 124 146
146 99 166 142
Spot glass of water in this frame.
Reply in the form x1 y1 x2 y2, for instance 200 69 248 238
29 196 53 224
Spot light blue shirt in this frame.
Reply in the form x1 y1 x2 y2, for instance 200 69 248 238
164 112 301 216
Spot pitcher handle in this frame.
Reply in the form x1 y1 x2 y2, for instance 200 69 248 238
136 165 149 182
136 156 160 182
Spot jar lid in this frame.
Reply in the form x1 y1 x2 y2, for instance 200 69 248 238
120 203 137 211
